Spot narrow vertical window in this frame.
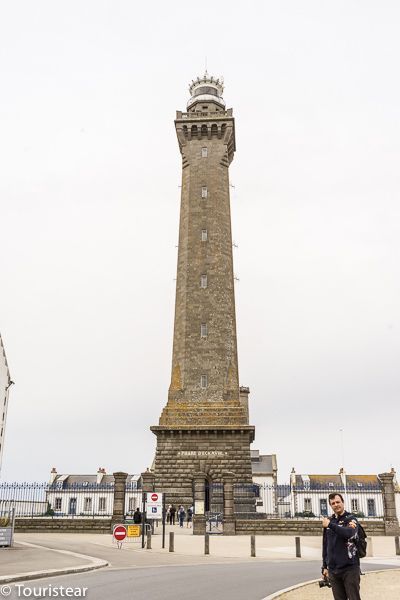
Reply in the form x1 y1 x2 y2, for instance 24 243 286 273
200 374 208 389
200 323 208 338
201 229 208 242
201 186 208 199
200 274 207 288
201 147 208 158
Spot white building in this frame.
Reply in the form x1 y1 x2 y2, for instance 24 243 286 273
290 468 385 518
46 468 141 517
0 334 13 478
251 451 278 513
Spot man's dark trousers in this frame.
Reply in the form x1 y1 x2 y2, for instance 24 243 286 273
329 567 361 600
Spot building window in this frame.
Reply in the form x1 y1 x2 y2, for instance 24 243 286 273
200 375 208 389
84 497 92 512
200 274 208 288
201 229 208 242
99 497 106 512
201 186 208 199
201 323 208 338
351 499 359 513
201 147 208 158
320 498 328 516
304 498 312 512
367 498 376 517
55 498 62 511
129 497 137 512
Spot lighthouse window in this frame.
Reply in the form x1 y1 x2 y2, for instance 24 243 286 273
200 374 208 389
201 186 208 199
200 323 208 338
200 274 208 288
201 229 208 242
201 147 208 158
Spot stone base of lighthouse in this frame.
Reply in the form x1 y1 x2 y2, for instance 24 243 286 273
150 425 255 510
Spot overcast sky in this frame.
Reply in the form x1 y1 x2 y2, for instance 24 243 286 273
1 1 399 483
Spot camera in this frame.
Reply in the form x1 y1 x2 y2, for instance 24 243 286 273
319 576 332 588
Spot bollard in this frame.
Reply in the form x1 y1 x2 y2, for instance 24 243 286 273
169 531 174 552
366 536 373 558
295 536 301 558
205 533 210 555
251 534 256 557
146 530 152 550
395 536 400 556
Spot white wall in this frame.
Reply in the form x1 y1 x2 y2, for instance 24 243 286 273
0 337 10 477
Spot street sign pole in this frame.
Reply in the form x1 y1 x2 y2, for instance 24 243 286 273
162 494 166 549
141 492 146 549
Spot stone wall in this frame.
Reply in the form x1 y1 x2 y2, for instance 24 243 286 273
235 519 386 536
15 519 112 533
151 429 254 506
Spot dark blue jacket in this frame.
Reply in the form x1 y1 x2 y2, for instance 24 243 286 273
322 511 360 573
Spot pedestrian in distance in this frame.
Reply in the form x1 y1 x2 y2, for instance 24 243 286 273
178 505 186 527
186 505 193 528
133 507 142 524
166 504 172 524
322 492 363 600
170 504 176 525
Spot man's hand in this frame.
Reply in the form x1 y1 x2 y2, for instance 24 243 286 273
322 517 330 528
322 568 329 578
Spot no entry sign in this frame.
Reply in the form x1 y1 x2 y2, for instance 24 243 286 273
113 524 127 541
146 491 163 518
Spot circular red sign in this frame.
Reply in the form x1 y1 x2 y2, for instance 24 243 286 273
113 525 127 541
151 493 158 502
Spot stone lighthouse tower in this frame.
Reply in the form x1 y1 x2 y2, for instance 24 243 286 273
150 74 255 506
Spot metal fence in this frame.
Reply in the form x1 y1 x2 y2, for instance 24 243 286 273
0 481 386 521
0 482 115 518
252 483 385 519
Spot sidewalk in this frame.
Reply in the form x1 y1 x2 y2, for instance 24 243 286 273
268 569 400 599
0 541 107 584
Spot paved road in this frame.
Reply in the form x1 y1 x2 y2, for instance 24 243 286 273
8 561 398 600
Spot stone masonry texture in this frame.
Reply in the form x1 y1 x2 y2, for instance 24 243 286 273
150 78 255 505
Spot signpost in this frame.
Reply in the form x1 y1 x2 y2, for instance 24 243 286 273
146 492 163 518
113 524 127 548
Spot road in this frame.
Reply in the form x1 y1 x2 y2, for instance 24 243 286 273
7 560 398 600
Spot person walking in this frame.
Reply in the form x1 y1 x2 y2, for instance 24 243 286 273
170 504 176 525
322 492 361 600
186 505 193 528
178 505 186 527
166 504 172 525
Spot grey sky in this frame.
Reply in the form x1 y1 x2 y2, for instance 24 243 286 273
1 1 399 482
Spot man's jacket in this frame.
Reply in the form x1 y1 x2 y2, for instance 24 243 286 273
322 511 360 573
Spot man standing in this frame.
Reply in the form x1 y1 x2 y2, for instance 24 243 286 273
322 493 361 600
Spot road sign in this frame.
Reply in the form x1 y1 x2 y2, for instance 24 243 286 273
127 524 141 537
146 491 163 518
113 524 127 541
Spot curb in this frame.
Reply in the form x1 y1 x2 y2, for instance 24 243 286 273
0 541 109 584
261 578 320 600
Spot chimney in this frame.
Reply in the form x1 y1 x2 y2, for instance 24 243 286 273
49 467 57 484
339 467 346 487
97 467 105 484
290 467 296 487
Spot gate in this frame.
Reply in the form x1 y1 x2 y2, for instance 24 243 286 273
205 482 223 534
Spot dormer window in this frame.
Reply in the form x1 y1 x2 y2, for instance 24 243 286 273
201 147 208 158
